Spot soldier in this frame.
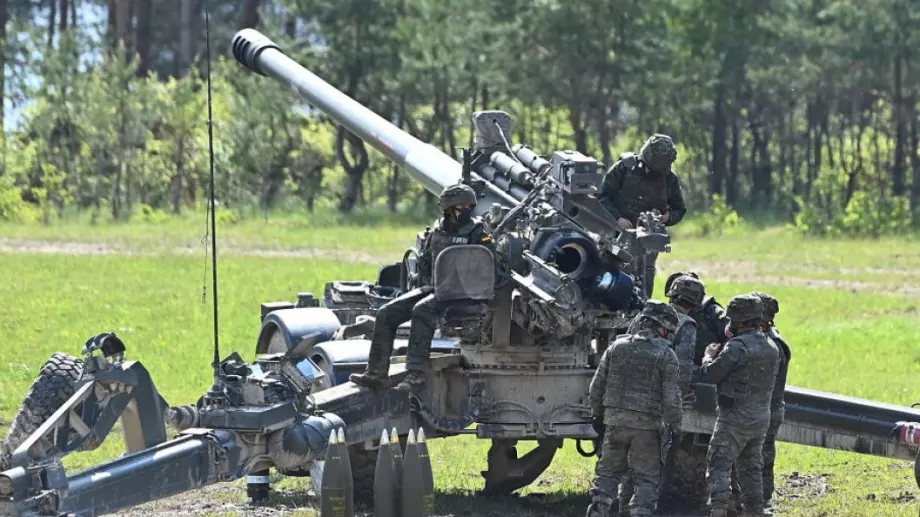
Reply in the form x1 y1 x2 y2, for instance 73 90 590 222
699 294 780 517
664 271 731 370
751 292 791 509
599 134 687 297
624 274 697 396
664 275 701 398
349 184 494 393
587 300 683 517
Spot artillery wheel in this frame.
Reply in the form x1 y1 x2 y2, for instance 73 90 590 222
658 432 710 515
480 438 562 495
0 352 83 470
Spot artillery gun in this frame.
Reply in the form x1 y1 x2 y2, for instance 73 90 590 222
5 28 920 517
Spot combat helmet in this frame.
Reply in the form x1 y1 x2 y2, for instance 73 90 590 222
725 294 764 323
439 183 478 211
664 270 699 294
751 291 779 320
667 274 705 307
639 134 678 173
640 299 679 333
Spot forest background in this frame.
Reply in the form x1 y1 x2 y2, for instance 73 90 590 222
0 0 917 237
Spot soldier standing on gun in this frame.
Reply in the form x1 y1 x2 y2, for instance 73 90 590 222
699 294 780 517
349 183 495 393
598 134 687 297
586 301 683 517
751 292 791 511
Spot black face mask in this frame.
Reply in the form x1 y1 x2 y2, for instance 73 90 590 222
455 207 473 225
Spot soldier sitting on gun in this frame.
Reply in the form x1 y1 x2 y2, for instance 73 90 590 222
599 134 687 297
349 183 495 393
587 300 683 517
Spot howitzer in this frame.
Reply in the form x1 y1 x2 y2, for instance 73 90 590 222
6 27 920 517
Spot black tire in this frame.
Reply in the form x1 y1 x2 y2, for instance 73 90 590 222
659 432 710 515
0 353 84 471
348 436 409 508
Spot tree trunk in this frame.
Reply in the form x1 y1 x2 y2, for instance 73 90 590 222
238 0 261 29
135 0 153 76
0 0 8 137
178 0 194 77
726 113 740 205
709 81 727 197
892 49 907 196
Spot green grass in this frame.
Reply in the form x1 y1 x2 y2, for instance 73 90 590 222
2 218 920 516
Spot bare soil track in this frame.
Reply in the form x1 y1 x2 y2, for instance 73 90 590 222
3 237 918 298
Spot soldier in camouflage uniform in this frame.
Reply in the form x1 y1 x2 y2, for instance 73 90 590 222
587 301 683 517
664 271 731 371
751 292 791 509
599 134 687 297
665 275 702 397
699 294 780 517
349 184 494 393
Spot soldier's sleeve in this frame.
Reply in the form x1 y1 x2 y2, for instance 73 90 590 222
661 348 683 426
710 303 731 344
589 346 612 418
665 171 687 226
416 231 433 283
699 339 746 384
675 323 696 395
473 225 495 255
598 161 625 220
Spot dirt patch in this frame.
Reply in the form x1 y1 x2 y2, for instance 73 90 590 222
0 238 390 264
663 259 920 298
4 237 919 297
776 471 832 503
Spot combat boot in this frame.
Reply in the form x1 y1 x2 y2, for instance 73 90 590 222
349 370 388 390
585 497 614 517
709 504 729 517
395 369 427 393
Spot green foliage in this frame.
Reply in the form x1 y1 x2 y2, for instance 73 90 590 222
694 194 742 237
793 191 912 238
0 176 36 222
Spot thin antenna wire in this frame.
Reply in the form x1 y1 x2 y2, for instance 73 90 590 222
204 0 220 374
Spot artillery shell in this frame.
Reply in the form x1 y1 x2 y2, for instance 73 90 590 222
417 428 435 515
337 428 355 517
400 428 425 517
373 429 399 517
320 429 347 517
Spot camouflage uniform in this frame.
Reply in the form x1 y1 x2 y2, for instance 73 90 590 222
587 301 683 517
664 271 731 369
700 295 780 517
665 275 704 397
599 135 686 297
350 184 494 392
751 292 790 505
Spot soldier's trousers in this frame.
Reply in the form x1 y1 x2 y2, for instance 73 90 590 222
706 416 769 513
591 425 661 516
762 409 784 502
366 286 447 374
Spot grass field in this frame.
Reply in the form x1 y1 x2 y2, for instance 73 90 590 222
2 214 920 516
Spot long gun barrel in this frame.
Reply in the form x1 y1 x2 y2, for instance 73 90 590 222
230 29 517 216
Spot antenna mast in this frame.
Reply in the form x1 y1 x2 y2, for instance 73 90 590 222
203 0 222 393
